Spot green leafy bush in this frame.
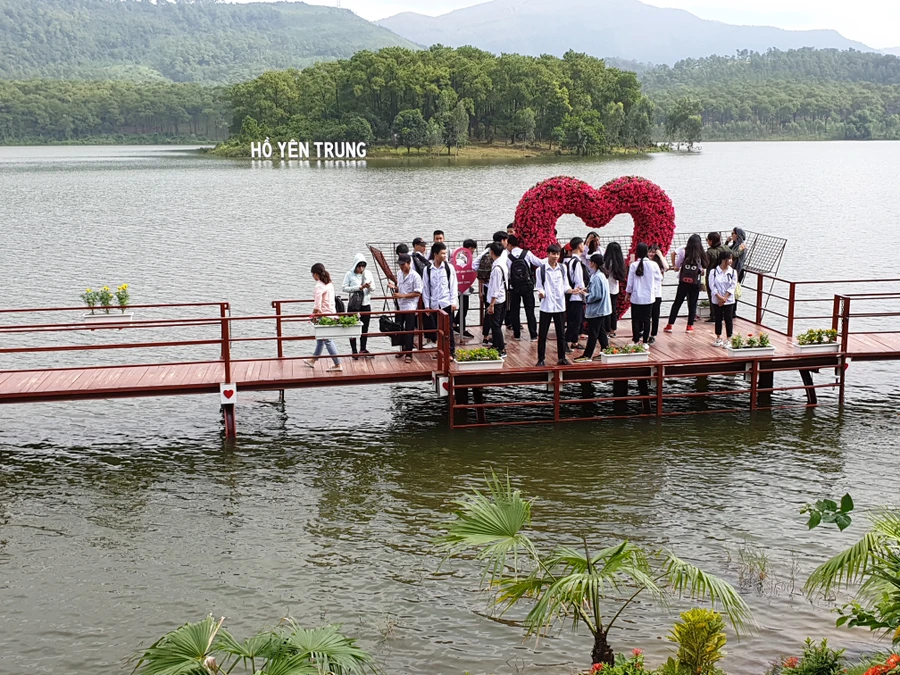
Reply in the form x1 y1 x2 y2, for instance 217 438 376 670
455 347 501 362
778 639 845 675
658 609 727 675
602 343 648 355
798 328 839 345
316 314 360 327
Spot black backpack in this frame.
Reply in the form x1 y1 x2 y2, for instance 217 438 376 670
681 262 701 285
334 295 347 313
569 257 589 288
509 250 535 293
476 252 493 283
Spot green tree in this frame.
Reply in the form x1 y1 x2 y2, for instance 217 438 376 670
437 473 752 666
555 111 607 155
391 109 427 152
512 107 537 145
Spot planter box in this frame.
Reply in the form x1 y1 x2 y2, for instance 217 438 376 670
696 305 711 319
314 324 362 339
83 312 134 323
455 359 505 371
796 342 840 354
726 346 776 358
600 351 650 364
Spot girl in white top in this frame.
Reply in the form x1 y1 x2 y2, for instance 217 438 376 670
709 250 737 347
648 244 669 343
603 242 628 338
625 243 662 345
309 263 342 371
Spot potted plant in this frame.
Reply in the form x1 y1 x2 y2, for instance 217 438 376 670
726 332 775 357
81 284 135 322
455 347 504 371
600 342 650 364
796 328 840 353
314 313 363 339
696 299 711 320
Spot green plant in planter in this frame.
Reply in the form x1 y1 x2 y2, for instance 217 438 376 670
129 615 374 675
798 329 839 346
731 332 771 349
115 284 131 313
455 347 501 362
602 343 648 355
97 285 114 314
317 314 360 327
80 287 99 314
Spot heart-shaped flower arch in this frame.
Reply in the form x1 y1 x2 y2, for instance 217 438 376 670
514 175 677 318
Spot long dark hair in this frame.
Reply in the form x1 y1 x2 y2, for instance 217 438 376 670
586 231 601 255
310 263 331 285
708 231 722 248
684 234 708 267
604 241 627 282
635 242 649 277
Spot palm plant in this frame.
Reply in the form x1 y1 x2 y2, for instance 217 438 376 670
437 472 752 666
805 509 900 645
129 616 375 675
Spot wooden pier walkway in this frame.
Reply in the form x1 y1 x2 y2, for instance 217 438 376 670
3 272 900 433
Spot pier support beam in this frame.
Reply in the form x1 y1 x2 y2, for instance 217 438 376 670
757 369 774 408
800 370 817 405
613 380 628 416
222 404 236 439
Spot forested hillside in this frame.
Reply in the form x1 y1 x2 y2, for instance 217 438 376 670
217 46 657 156
0 0 419 83
645 49 900 140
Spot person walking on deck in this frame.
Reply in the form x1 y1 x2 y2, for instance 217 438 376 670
342 253 375 359
664 234 708 333
422 242 459 359
308 263 342 372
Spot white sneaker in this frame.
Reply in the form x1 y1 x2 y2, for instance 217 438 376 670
713 338 724 347
326 364 343 372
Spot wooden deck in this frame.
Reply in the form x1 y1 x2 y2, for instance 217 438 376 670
2 316 893 406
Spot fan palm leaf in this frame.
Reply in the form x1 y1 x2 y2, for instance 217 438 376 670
259 654 319 675
435 470 537 582
215 630 281 671
284 623 374 675
130 616 225 675
662 553 754 635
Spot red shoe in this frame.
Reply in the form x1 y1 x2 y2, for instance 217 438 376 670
663 324 673 333
686 325 695 332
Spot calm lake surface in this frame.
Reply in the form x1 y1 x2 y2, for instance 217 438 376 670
1 142 899 675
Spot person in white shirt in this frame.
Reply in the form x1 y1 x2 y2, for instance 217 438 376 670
387 254 423 363
505 234 543 342
486 242 508 356
565 237 589 350
647 244 670 344
412 237 433 340
535 244 575 366
709 249 737 347
625 242 662 345
479 232 510 343
422 242 459 358
603 242 627 338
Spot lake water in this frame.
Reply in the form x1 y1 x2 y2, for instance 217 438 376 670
1 142 899 675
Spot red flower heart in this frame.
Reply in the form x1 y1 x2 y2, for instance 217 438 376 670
514 175 677 319
223 389 235 399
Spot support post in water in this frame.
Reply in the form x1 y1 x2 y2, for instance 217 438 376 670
220 383 237 438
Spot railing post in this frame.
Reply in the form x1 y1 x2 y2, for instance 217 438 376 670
443 311 452 368
787 282 796 337
553 369 561 422
656 365 664 416
221 308 232 384
839 296 850 405
755 272 764 326
273 301 284 358
219 303 229 362
750 359 759 411
831 295 841 332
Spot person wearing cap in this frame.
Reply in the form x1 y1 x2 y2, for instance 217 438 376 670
342 253 375 358
387 254 423 363
574 253 611 362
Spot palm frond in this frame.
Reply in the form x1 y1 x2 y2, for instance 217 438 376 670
215 630 281 669
870 509 900 543
260 654 319 675
130 615 224 675
435 470 537 582
285 623 374 675
663 553 754 636
805 531 887 598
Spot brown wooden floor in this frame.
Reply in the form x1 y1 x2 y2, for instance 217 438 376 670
0 317 897 404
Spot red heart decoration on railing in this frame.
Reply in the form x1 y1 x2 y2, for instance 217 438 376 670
442 382 450 392
514 175 676 318
223 389 235 399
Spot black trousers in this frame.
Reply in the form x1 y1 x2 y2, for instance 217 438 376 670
481 286 491 338
606 293 619 333
565 299 584 344
401 311 417 354
437 305 456 354
538 311 567 362
714 303 734 338
422 300 437 342
350 305 371 353
582 315 609 359
668 281 701 326
509 287 538 339
651 297 662 336
454 293 472 332
490 303 507 352
631 303 652 343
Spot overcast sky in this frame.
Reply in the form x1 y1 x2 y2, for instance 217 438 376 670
283 0 900 48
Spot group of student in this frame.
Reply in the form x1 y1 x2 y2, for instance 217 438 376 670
306 225 749 370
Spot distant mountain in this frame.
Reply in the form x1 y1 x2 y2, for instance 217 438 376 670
0 0 420 83
378 0 874 65
883 47 900 56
